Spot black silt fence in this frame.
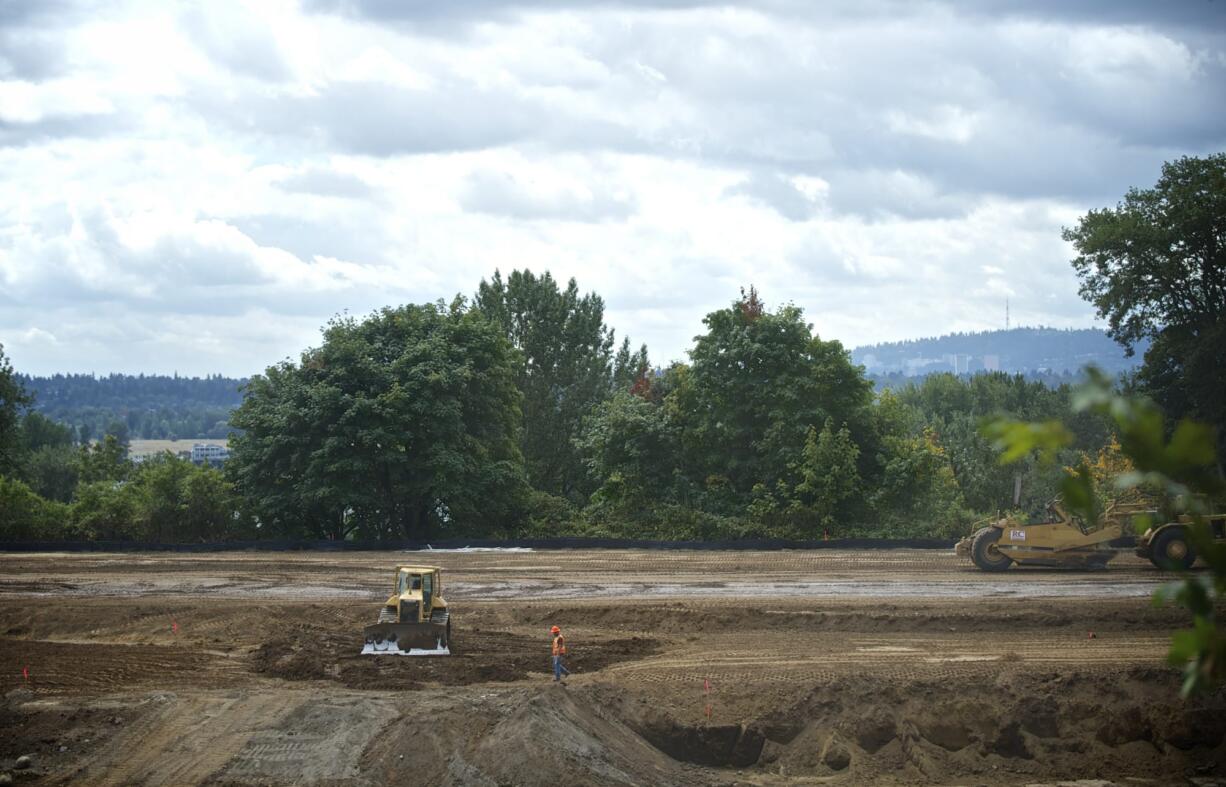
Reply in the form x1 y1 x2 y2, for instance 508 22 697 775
0 536 960 553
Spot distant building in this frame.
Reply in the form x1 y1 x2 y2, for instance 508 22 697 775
983 354 1000 371
191 443 230 465
902 357 946 376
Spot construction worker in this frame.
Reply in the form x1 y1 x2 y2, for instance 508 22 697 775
550 625 569 683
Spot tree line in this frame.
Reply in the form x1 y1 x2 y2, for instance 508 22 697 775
0 284 1115 543
20 372 244 442
0 154 1222 543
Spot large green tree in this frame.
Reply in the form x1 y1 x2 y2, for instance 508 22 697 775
0 476 70 541
677 288 874 529
476 270 640 499
1065 153 1226 455
130 454 240 542
228 300 527 541
23 445 79 502
0 343 32 477
577 391 681 509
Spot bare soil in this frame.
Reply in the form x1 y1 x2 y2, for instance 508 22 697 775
0 549 1223 785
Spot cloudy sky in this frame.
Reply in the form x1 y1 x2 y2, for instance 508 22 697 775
1 0 1224 376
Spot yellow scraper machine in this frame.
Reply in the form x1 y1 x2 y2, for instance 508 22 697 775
955 500 1157 571
362 565 451 655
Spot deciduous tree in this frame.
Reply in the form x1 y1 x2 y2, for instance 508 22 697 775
229 301 527 541
1066 153 1226 454
0 344 31 477
679 289 873 508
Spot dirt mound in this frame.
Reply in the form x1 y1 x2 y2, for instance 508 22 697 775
361 685 707 786
252 622 660 688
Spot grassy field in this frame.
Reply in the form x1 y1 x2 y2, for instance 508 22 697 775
128 438 228 456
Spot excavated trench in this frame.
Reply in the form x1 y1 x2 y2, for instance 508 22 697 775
344 667 1226 785
557 669 1226 783
638 720 766 767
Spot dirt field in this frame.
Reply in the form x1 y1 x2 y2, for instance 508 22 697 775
1 549 1223 785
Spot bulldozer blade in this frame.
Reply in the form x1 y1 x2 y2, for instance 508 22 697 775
361 622 450 657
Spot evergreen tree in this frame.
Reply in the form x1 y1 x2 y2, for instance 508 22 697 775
476 269 634 499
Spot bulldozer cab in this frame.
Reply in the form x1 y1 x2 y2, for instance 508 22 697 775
395 566 440 614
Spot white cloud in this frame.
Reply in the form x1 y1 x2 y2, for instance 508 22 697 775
0 78 115 123
886 105 982 144
0 0 1223 376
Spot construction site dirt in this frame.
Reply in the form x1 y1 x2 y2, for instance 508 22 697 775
1 549 1223 786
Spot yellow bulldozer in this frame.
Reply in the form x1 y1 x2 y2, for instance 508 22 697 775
955 499 1154 571
362 565 451 655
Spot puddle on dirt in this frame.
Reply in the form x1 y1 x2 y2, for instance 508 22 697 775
0 580 375 598
404 547 536 553
450 578 1166 600
2 575 1166 601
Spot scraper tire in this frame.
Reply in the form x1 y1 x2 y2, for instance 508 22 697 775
971 527 1013 572
1152 528 1196 571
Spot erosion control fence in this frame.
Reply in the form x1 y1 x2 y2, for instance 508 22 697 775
0 536 958 552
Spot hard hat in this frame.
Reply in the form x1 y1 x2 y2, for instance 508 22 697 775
550 625 560 634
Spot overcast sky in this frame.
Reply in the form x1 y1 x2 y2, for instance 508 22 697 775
1 0 1224 377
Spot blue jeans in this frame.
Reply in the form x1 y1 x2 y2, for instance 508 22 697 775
553 655 569 680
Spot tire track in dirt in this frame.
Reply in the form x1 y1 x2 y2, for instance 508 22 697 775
0 640 248 696
601 632 1173 691
80 692 302 786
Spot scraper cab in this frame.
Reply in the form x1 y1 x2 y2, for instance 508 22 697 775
362 565 451 656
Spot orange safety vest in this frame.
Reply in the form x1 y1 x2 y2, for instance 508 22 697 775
552 634 567 656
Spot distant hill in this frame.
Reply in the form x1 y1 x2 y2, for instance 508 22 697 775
20 373 247 441
851 327 1144 379
21 328 1143 438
